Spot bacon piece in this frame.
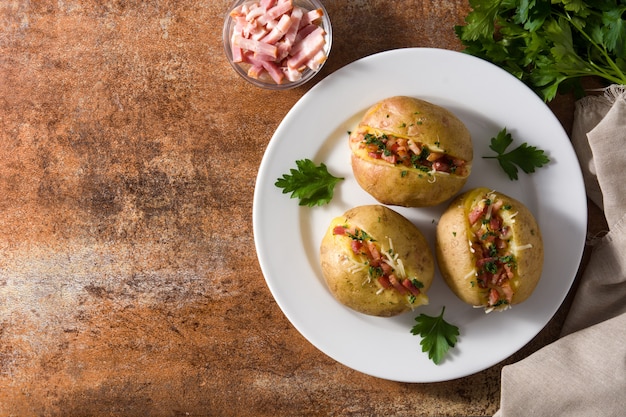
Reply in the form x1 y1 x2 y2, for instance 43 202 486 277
402 279 421 297
247 64 264 79
388 274 408 295
232 34 278 58
500 281 514 303
299 8 323 28
260 0 277 9
488 288 500 306
489 216 501 232
261 60 285 84
366 241 381 263
468 204 486 225
306 48 327 71
260 13 292 44
407 139 421 155
257 0 293 26
286 26 326 70
378 276 392 289
432 160 450 172
380 262 393 276
283 6 303 46
246 5 266 22
332 225 346 235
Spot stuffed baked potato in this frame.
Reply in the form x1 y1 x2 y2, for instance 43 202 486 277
349 96 473 207
320 205 434 317
436 187 544 312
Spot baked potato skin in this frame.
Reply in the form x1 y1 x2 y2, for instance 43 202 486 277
435 198 482 306
349 96 473 207
436 188 544 309
351 153 468 208
320 205 434 317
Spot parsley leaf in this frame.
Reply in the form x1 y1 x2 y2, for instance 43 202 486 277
410 306 460 365
483 128 550 180
274 159 344 207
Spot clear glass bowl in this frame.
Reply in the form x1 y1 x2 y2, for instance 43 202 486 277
223 0 332 90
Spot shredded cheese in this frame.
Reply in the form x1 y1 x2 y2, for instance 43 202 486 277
514 243 533 251
464 269 477 280
484 192 496 220
346 257 367 274
382 238 407 279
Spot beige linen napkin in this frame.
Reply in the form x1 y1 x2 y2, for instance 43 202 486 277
495 85 626 417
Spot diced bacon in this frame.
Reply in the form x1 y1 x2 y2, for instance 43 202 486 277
283 65 303 82
388 274 408 295
231 44 243 63
261 60 284 83
287 26 326 69
402 279 421 297
299 8 323 28
283 6 303 46
260 0 276 9
293 23 318 44
488 288 500 306
500 281 514 303
492 199 504 212
503 263 514 280
260 13 292 44
381 153 397 164
490 216 501 231
380 262 393 275
427 151 444 162
432 160 450 172
230 4 245 17
468 204 486 225
272 41 290 61
247 64 264 79
257 0 293 25
227 0 327 85
378 276 392 289
246 5 266 22
332 225 346 235
366 240 381 263
306 49 327 70
407 139 421 155
232 34 278 58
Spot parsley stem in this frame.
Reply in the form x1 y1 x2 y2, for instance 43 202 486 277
559 11 626 84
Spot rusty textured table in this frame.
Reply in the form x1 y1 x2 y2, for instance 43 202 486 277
0 1 601 416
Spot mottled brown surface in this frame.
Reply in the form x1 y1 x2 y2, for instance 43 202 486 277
0 1 597 416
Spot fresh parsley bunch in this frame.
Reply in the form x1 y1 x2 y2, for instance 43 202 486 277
456 0 626 101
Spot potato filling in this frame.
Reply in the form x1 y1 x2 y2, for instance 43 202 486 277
467 193 517 309
332 225 424 303
353 131 469 176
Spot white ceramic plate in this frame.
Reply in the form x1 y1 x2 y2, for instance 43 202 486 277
253 48 587 383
